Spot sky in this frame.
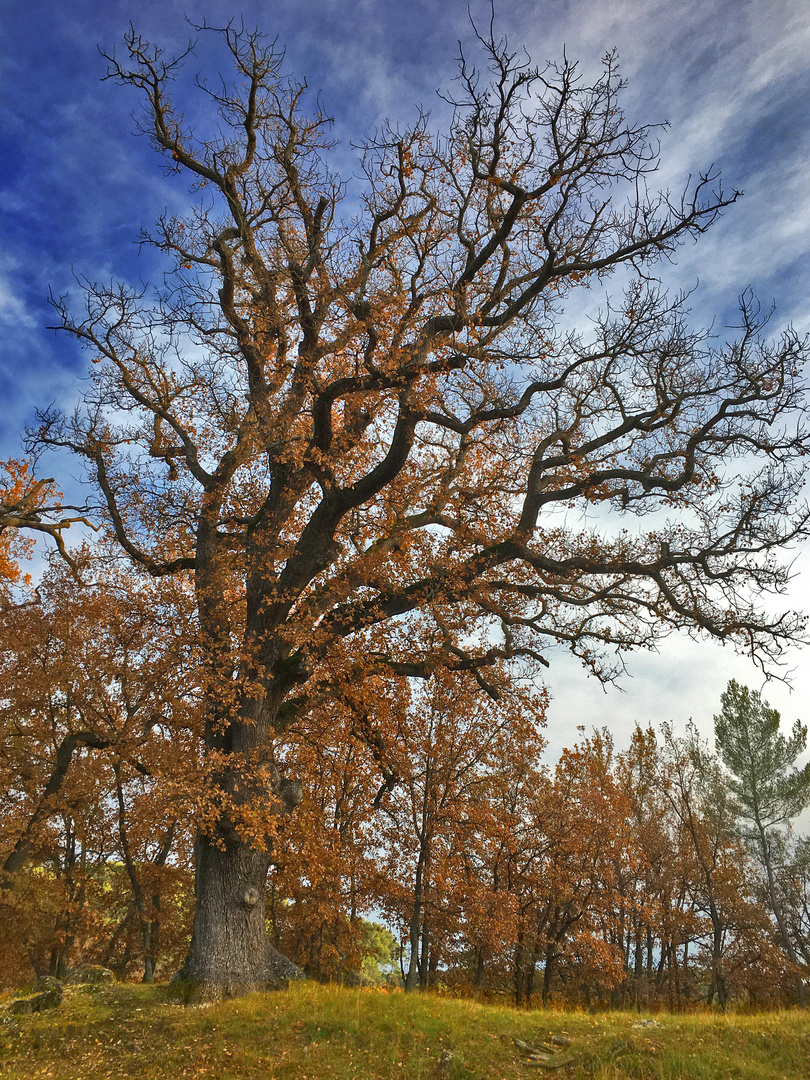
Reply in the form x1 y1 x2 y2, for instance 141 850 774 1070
2 0 810 780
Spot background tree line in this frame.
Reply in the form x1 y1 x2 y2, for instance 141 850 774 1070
1 529 807 1008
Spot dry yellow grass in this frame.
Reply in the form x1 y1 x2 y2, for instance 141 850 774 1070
1 980 809 1079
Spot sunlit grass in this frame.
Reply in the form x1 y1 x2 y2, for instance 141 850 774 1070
1 981 808 1079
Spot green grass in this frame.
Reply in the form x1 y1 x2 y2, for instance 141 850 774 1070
1 981 809 1079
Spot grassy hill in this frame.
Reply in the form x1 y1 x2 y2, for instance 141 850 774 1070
1 980 809 1079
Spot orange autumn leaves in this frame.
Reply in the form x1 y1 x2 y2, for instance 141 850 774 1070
0 459 53 586
0 561 806 1005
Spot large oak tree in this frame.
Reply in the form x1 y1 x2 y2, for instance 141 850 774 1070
36 21 810 998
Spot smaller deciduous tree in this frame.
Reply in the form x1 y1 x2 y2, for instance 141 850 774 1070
658 723 776 1008
0 550 199 982
786 838 810 969
374 668 544 991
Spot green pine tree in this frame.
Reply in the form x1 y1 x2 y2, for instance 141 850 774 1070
714 679 810 1002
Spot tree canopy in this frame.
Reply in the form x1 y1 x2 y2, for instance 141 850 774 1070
715 680 810 831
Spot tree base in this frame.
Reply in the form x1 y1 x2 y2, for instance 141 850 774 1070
173 944 304 1004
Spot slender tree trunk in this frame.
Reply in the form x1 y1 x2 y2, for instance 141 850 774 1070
513 929 526 1006
634 926 644 977
115 766 156 982
527 929 541 1004
669 940 681 1001
541 943 554 1007
51 818 83 978
103 910 134 969
418 917 431 989
405 842 427 991
705 900 728 1010
143 823 175 982
757 824 806 1006
148 904 161 980
473 945 485 1001
113 943 133 980
428 938 440 985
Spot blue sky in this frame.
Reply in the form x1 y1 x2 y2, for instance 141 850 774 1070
2 0 810 769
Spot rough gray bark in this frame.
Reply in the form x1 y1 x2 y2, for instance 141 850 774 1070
180 835 303 1001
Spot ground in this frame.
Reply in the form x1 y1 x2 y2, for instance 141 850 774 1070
1 980 809 1079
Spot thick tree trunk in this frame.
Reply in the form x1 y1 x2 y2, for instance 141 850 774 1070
176 654 304 1002
180 832 302 1001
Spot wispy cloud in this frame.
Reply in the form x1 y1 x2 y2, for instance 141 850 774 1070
0 258 36 330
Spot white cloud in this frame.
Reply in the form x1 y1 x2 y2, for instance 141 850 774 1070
0 271 36 329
